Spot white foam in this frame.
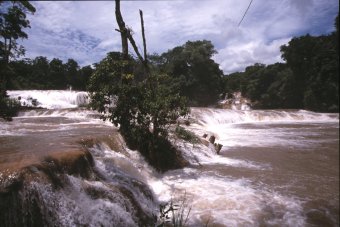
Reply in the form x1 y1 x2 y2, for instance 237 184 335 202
8 90 89 109
187 108 339 149
87 141 306 226
88 143 158 216
0 122 18 136
17 109 93 118
175 139 265 169
172 176 261 226
25 169 155 226
191 108 339 125
148 170 306 226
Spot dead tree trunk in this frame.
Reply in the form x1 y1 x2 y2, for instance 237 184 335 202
115 0 128 60
114 0 148 71
139 10 148 67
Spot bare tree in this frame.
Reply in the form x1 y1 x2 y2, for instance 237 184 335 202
114 0 128 60
115 0 148 70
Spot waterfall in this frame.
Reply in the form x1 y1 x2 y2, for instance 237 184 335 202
0 142 157 227
7 90 89 109
191 108 339 125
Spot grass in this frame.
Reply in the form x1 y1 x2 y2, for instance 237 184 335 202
174 126 200 144
157 192 192 227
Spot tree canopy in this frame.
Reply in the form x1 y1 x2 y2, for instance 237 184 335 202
155 40 223 106
0 1 36 64
5 56 93 90
88 51 188 171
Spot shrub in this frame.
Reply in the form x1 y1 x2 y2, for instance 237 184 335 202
174 126 200 144
0 93 21 121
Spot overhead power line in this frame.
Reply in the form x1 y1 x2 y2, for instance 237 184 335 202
238 0 254 27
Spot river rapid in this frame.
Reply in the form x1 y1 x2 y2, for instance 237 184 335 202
1 90 339 226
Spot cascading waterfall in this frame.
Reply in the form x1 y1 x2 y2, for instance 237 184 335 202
2 90 156 226
1 90 339 226
191 107 339 125
0 148 157 226
7 90 89 109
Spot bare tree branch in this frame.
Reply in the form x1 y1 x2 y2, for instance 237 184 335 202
115 0 128 59
140 9 148 65
115 0 149 72
126 31 145 65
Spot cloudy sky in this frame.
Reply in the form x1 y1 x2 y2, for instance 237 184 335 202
20 0 338 74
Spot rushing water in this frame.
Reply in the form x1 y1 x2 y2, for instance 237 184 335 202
1 90 339 226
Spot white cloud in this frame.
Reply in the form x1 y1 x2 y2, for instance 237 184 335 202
214 38 291 73
20 0 338 73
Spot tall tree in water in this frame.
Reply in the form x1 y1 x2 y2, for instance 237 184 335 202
88 0 188 171
0 1 36 120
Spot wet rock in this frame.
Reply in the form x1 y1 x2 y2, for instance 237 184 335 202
217 91 252 110
200 138 210 146
209 135 215 144
28 166 39 173
79 133 126 154
0 149 156 227
41 149 95 180
214 143 223 154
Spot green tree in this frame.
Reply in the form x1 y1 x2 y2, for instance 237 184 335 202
31 56 50 88
7 57 33 89
280 34 318 108
65 58 79 89
0 0 35 120
88 52 187 170
265 66 295 108
49 58 66 89
3 55 90 90
335 14 339 56
77 65 93 90
0 1 35 64
160 40 223 106
280 31 338 111
89 0 188 171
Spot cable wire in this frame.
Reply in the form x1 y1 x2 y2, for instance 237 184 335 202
238 0 254 27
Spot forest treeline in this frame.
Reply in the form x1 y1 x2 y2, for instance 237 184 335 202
6 40 223 107
5 57 94 90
